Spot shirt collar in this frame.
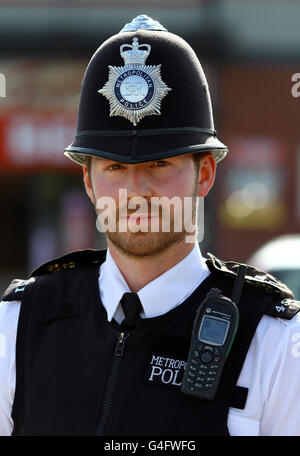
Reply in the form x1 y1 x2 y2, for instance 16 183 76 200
99 243 210 322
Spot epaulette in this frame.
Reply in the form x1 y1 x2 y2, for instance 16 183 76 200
1 248 108 303
30 248 107 276
266 298 300 320
1 278 35 302
206 252 300 320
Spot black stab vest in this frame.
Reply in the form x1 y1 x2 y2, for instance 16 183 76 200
4 249 297 436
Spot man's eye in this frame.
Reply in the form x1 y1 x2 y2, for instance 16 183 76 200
107 163 124 171
153 160 168 167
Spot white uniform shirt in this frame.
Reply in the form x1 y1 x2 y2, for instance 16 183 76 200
1 244 300 436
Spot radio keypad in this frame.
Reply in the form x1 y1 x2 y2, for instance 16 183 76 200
200 352 212 363
186 346 222 390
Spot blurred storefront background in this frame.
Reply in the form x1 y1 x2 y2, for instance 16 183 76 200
0 0 300 297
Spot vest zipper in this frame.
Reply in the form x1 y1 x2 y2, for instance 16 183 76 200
95 330 129 435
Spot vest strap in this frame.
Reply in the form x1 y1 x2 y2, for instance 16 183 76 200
231 265 247 304
230 386 248 410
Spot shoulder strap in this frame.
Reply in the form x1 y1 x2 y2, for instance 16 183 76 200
206 252 299 320
1 278 35 302
30 248 107 276
265 298 300 320
1 248 108 302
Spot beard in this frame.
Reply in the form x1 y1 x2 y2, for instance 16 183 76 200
106 223 189 258
93 181 199 259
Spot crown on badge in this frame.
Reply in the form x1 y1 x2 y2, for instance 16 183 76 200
120 37 151 65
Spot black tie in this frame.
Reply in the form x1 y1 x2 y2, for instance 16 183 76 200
120 292 142 330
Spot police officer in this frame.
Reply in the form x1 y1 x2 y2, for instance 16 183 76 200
1 15 300 436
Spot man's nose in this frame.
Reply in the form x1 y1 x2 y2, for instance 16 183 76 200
126 168 152 198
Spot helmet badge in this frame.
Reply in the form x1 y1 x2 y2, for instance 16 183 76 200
98 37 171 126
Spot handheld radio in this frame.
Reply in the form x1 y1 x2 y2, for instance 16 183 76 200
181 264 247 400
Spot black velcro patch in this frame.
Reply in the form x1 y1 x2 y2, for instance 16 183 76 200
1 279 31 302
143 334 190 391
43 302 79 323
230 386 248 410
266 298 300 320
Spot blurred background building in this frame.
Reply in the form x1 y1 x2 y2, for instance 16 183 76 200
0 0 300 297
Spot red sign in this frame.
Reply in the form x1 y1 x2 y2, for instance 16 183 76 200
0 111 78 171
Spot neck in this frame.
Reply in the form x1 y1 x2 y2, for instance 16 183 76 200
107 238 197 292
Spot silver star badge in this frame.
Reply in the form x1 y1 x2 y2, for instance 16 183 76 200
98 37 171 126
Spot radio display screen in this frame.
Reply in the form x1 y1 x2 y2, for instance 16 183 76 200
198 315 229 346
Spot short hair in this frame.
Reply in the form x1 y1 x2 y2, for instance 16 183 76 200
85 156 91 177
192 153 201 173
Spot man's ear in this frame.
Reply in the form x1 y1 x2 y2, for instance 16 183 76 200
83 164 95 204
196 153 216 197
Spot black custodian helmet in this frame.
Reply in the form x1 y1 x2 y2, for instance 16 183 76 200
64 14 228 165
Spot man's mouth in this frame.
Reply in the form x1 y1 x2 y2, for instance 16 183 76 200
127 214 154 219
126 214 159 223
